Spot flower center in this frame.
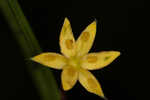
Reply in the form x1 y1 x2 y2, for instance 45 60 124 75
67 56 81 69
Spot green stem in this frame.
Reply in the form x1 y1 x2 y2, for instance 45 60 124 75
0 0 61 100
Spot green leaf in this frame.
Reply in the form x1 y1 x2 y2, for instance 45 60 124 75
0 0 61 100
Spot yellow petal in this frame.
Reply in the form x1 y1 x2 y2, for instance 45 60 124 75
79 69 104 97
76 21 96 57
31 52 66 69
59 18 76 58
81 51 120 70
61 66 78 91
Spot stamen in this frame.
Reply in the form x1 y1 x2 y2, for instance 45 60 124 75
65 39 74 49
67 67 76 77
87 78 97 88
81 32 90 41
43 54 56 61
87 55 97 63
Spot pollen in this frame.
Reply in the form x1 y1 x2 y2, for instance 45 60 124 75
81 32 90 41
65 39 74 49
87 55 98 63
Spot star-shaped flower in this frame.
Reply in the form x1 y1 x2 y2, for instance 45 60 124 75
31 18 120 98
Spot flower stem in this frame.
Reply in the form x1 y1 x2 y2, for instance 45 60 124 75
0 0 61 100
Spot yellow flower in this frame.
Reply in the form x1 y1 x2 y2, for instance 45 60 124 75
31 18 120 98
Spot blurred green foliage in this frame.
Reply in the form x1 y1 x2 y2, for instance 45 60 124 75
0 0 61 100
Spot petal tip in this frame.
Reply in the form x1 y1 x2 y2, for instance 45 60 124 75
115 51 121 57
96 90 105 98
64 17 69 20
30 56 36 61
30 54 42 62
103 96 108 100
62 86 70 91
87 20 96 29
64 17 70 24
91 20 97 26
111 51 121 57
62 83 73 91
87 20 96 30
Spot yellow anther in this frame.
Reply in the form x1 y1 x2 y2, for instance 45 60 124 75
81 32 90 41
87 55 98 63
87 78 97 88
43 54 56 61
65 39 74 49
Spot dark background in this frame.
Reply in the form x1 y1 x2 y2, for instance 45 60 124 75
0 0 148 100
